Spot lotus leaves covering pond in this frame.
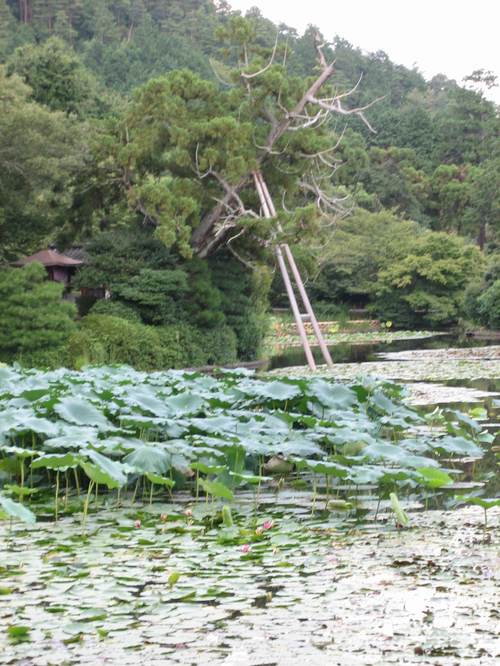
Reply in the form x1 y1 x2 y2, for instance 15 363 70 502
0 364 492 523
0 365 498 664
1 502 499 664
270 346 500 382
264 328 443 354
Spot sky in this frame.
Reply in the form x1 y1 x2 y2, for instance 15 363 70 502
228 0 500 103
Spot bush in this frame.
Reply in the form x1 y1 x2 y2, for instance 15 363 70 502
462 253 500 329
88 300 142 323
15 348 71 370
69 316 237 371
210 255 271 360
477 280 500 330
68 315 166 370
156 324 208 368
74 232 227 329
204 325 238 365
0 263 76 365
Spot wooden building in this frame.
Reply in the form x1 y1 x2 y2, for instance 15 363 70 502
13 249 84 290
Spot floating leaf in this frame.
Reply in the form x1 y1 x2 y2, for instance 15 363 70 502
167 571 181 587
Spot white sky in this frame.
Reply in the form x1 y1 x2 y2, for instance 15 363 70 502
228 0 500 103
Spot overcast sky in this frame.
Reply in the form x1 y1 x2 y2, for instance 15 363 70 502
228 0 500 103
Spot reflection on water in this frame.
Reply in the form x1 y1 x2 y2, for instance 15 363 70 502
267 334 499 370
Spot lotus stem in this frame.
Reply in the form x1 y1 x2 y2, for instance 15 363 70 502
20 459 25 503
374 497 381 521
64 472 69 510
82 480 95 532
131 477 140 504
55 471 59 521
74 468 80 497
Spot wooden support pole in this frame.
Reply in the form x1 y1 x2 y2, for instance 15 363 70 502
253 172 316 371
282 244 334 368
255 171 332 368
275 245 317 370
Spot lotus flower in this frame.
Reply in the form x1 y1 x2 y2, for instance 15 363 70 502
241 544 251 553
134 520 141 529
262 520 273 531
160 514 168 522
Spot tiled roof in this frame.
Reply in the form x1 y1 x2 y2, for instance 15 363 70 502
13 249 84 267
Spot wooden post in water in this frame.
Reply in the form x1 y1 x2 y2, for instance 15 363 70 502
252 171 333 370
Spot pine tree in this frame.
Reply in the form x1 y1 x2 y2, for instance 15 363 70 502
0 263 76 363
0 0 15 55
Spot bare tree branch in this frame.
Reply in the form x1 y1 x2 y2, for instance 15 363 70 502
241 32 280 79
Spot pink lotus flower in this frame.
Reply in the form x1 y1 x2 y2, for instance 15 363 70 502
241 544 251 553
134 520 141 529
262 520 273 531
184 508 193 517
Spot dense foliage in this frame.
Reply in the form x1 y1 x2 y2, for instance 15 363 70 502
0 365 490 525
0 263 76 365
0 0 498 370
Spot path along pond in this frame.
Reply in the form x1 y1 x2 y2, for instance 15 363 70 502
0 335 499 665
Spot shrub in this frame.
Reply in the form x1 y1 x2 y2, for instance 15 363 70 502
204 325 238 365
0 263 76 365
477 280 500 330
88 300 142 323
156 324 208 368
68 315 166 370
111 268 189 325
210 255 271 360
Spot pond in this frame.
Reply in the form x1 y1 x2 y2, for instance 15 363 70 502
1 497 499 665
0 342 499 664
266 332 499 370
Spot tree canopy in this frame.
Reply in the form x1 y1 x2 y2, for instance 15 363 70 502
0 1 498 363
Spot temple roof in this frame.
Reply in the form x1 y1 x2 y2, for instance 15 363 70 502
13 249 84 268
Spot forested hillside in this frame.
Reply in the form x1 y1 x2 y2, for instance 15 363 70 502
0 0 498 368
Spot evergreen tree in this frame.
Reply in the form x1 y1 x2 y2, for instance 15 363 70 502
0 262 76 363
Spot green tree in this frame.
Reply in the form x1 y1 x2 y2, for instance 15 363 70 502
0 263 76 364
428 164 471 233
464 158 500 249
0 0 17 58
8 37 103 116
0 66 86 260
360 147 431 224
374 232 483 328
309 209 420 305
96 16 380 261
